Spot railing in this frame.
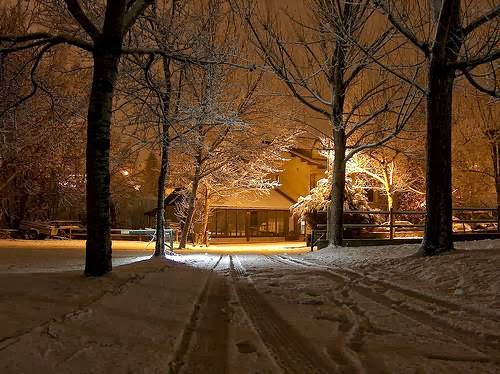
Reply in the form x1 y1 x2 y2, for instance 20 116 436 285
122 229 175 252
310 207 499 249
310 225 327 251
32 227 176 251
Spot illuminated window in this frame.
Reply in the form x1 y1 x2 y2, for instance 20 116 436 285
237 211 246 236
209 209 290 237
227 210 237 236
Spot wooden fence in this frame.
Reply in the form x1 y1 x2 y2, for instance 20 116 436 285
311 207 500 250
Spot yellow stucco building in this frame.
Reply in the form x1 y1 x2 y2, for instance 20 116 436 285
208 144 327 242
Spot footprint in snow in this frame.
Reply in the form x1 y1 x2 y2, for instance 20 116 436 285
236 340 257 354
300 298 324 305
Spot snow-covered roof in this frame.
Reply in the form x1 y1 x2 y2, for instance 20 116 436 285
212 189 294 210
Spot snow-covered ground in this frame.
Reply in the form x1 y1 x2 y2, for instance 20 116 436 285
0 239 499 373
0 239 307 273
0 240 153 273
301 240 500 313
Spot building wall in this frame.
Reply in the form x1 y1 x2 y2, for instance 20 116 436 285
209 151 327 241
279 156 325 201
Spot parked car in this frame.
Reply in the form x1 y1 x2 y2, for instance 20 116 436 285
52 221 84 238
19 220 83 239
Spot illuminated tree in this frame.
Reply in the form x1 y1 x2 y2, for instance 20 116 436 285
189 122 297 246
348 142 426 210
239 0 421 246
174 69 279 249
291 171 372 229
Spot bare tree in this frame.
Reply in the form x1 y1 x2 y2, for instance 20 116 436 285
175 64 248 249
169 57 298 248
194 120 298 245
0 3 88 229
1 0 159 275
120 0 253 255
472 93 499 220
117 0 192 257
371 0 499 254
240 0 421 245
0 0 230 274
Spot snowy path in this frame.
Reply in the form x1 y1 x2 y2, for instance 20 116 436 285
166 251 500 373
229 255 335 373
1 241 500 373
169 255 229 373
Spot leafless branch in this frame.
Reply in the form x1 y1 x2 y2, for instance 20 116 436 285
372 0 430 56
64 0 101 40
463 5 500 36
460 68 500 98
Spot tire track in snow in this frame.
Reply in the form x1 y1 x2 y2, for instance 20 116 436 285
282 255 500 322
168 255 226 373
263 255 370 373
229 255 339 374
275 255 500 363
278 254 500 325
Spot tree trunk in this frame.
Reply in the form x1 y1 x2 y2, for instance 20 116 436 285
85 46 120 276
154 140 170 256
200 186 210 246
382 169 394 210
179 172 200 249
490 139 500 231
153 57 172 257
329 129 346 246
327 32 347 246
421 65 455 254
110 198 117 227
385 190 394 211
430 0 443 21
420 0 461 255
